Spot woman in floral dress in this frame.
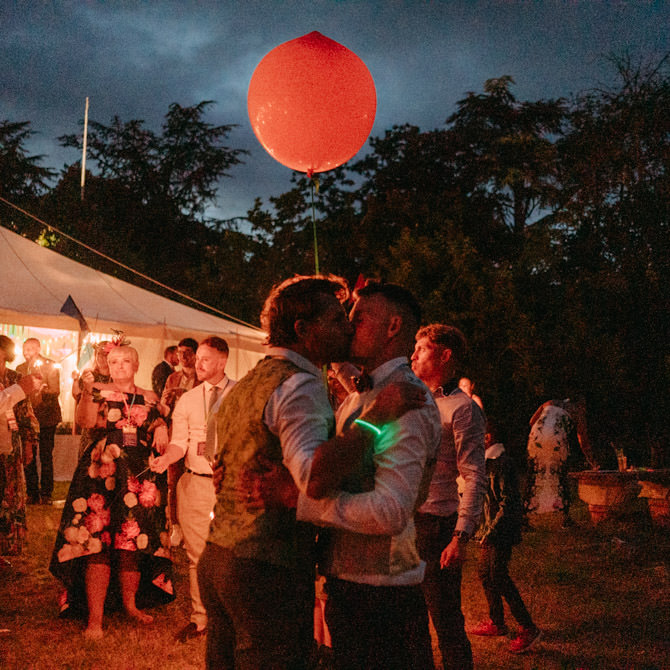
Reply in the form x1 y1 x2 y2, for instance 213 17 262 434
526 400 581 520
49 344 173 639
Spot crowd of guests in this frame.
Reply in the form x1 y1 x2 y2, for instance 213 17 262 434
0 274 600 668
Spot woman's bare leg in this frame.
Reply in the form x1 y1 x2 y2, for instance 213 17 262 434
85 558 110 639
119 550 153 624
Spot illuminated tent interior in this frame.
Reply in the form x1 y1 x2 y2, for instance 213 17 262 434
0 226 266 425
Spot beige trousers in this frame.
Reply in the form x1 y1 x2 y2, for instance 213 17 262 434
177 471 216 629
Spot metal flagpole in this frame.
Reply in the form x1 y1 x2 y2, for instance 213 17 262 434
80 97 89 201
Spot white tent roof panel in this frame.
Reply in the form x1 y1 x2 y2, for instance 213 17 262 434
0 226 266 350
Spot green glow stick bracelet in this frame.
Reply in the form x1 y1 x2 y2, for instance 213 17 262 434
353 418 382 437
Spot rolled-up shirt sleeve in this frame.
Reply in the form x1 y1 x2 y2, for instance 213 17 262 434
264 372 333 493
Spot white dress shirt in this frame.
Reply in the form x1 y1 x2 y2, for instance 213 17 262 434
418 386 487 537
170 375 235 474
297 357 442 586
0 384 25 415
262 348 334 493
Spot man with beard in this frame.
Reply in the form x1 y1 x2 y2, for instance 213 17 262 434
198 275 424 670
150 336 235 642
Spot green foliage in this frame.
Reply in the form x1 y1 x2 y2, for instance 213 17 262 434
43 102 260 323
0 120 55 201
250 54 670 462
59 101 246 218
1 54 668 462
0 120 55 235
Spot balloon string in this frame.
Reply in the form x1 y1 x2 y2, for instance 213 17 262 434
310 176 320 274
308 176 327 388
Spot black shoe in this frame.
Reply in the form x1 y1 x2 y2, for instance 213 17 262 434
175 622 206 643
27 495 40 505
40 496 53 505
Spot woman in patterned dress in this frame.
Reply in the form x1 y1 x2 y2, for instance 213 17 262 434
49 343 173 639
0 335 39 558
526 400 581 520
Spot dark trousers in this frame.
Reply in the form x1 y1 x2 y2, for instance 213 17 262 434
25 424 56 499
325 576 434 670
415 512 473 670
478 541 534 629
197 542 314 670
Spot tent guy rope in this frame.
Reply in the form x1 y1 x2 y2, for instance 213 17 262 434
0 196 260 331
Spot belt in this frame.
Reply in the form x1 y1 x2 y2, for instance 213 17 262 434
185 467 213 478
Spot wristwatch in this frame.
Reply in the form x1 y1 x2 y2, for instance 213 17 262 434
452 530 470 543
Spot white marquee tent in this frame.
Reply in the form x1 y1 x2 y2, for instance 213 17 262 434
0 226 266 424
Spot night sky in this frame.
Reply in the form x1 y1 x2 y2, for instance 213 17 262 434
2 1 668 221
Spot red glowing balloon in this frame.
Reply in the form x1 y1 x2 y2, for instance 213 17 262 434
248 31 377 174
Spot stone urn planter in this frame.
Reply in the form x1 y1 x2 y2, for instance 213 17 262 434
569 470 641 523
636 469 670 529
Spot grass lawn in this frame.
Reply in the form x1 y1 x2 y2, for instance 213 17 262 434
0 482 668 669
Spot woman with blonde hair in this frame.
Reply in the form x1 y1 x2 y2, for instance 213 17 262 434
50 337 173 638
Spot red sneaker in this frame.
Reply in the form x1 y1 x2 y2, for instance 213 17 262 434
469 619 509 636
509 626 541 654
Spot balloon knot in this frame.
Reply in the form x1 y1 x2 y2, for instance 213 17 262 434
306 169 314 179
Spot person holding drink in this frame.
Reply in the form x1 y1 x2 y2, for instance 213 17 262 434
18 337 61 505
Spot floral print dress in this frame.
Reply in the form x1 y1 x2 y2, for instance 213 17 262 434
526 404 577 514
49 389 174 617
0 369 39 555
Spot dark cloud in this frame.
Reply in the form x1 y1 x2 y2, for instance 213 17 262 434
2 1 668 220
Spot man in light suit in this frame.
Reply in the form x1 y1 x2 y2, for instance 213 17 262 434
151 336 234 641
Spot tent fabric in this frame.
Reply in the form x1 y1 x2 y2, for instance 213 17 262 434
0 226 264 343
0 226 266 381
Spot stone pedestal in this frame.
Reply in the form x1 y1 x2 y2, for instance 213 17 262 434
569 470 640 524
636 470 670 529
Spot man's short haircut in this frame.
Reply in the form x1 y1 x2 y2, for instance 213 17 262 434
164 345 177 357
416 324 468 365
178 338 199 353
24 337 40 346
261 274 349 347
354 280 422 330
199 336 229 355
